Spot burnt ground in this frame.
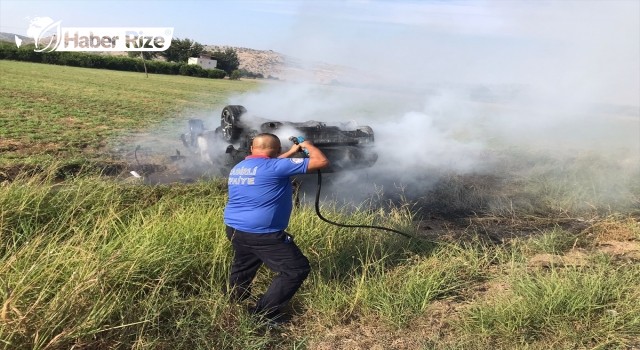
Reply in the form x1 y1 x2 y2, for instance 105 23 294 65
2 144 638 247
3 150 637 237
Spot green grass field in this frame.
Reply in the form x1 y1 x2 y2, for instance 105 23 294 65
1 60 639 349
0 60 256 167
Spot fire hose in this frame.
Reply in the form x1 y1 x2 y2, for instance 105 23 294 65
289 136 415 240
313 169 415 239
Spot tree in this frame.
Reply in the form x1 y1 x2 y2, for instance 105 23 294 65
127 51 159 77
127 51 158 60
161 38 204 63
229 70 241 80
209 47 239 75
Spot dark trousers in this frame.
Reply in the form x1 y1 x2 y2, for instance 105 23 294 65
225 226 310 316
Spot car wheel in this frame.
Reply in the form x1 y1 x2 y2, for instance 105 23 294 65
220 105 246 142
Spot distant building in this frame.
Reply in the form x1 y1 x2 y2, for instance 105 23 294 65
188 55 217 69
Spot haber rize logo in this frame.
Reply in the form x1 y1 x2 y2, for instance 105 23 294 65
26 17 62 52
18 17 173 52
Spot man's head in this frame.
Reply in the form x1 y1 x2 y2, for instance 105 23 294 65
250 133 281 158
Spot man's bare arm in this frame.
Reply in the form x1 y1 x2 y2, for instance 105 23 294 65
299 140 329 172
278 144 302 159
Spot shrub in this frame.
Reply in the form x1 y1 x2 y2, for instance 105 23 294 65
0 43 224 79
179 63 203 77
206 68 226 79
237 69 263 79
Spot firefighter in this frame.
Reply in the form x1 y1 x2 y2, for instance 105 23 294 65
223 133 329 324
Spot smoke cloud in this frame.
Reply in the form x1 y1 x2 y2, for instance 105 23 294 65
223 1 639 214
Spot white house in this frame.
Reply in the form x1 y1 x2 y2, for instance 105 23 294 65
188 56 217 69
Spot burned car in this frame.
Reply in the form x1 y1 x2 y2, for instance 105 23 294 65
180 105 378 174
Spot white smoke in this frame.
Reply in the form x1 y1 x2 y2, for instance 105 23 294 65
221 1 639 211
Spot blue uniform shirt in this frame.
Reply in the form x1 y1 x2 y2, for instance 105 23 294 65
223 155 310 233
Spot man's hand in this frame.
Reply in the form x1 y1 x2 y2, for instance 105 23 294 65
277 138 330 171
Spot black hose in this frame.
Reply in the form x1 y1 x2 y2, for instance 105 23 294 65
313 170 415 239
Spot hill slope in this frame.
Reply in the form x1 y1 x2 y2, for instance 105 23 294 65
206 44 344 83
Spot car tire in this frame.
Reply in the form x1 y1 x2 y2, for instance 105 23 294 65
220 105 247 142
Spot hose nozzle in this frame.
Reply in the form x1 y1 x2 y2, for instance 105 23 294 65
289 136 305 145
289 136 309 156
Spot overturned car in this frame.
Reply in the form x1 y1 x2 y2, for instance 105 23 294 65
180 105 378 174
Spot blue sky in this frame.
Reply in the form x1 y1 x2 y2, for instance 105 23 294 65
1 0 303 51
2 0 639 106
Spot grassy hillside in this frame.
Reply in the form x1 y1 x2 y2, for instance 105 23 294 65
0 60 256 169
1 60 639 349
